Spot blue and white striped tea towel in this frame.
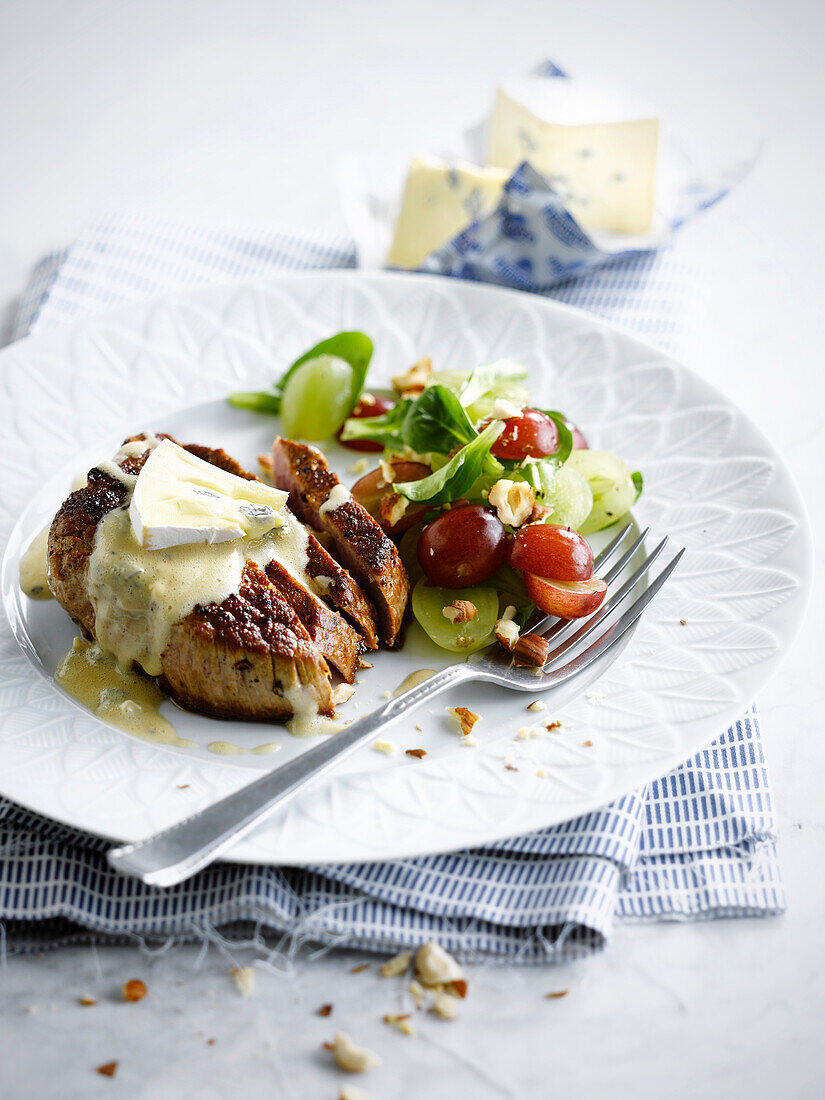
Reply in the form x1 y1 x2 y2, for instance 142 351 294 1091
0 215 784 957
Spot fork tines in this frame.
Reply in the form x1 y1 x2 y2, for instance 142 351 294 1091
532 525 685 683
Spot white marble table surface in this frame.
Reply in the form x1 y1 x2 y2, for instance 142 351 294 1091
1 1 823 1097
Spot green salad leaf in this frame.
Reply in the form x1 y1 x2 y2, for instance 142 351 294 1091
228 330 373 415
395 420 505 506
401 384 477 454
458 359 529 409
339 398 413 449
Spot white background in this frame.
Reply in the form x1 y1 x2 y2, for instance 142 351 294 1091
0 1 823 1097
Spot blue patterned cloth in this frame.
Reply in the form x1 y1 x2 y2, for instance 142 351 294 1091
0 214 783 956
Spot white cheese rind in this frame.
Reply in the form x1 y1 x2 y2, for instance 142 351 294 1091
130 439 288 550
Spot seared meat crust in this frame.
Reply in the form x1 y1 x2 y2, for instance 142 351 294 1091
160 562 333 719
269 438 410 646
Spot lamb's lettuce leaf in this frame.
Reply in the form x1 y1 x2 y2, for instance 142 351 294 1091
395 420 505 506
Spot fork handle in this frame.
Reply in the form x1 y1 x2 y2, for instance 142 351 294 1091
106 663 473 887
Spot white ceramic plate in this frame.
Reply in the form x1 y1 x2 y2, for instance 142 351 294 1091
0 272 812 864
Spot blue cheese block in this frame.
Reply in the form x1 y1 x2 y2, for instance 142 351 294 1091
387 155 509 269
487 90 659 235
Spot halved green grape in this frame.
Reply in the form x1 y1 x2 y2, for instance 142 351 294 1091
412 579 499 653
566 450 637 533
279 354 354 440
542 464 593 529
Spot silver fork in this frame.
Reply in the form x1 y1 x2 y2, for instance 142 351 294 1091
108 526 684 886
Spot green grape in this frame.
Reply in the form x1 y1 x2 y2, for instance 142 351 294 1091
543 464 593 529
279 355 354 440
566 450 637 533
412 579 499 654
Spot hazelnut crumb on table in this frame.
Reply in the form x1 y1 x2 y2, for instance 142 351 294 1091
122 979 147 1003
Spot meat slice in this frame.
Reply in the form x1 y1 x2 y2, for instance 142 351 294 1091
304 534 380 651
259 452 379 650
263 559 362 683
269 437 410 647
161 561 333 720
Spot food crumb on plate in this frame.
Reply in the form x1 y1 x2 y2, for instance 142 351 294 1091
527 699 546 712
372 739 397 755
585 690 606 706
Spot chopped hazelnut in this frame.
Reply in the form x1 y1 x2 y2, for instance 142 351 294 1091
527 699 546 712
329 1032 381 1074
380 951 412 978
429 991 460 1019
379 492 408 529
414 942 465 990
340 1087 370 1100
350 963 370 974
405 748 426 759
488 479 535 527
78 994 97 1006
408 979 426 1007
442 599 477 624
231 966 255 997
122 979 147 1003
546 990 569 999
513 632 549 667
392 356 431 396
446 706 480 738
495 617 520 652
96 1062 118 1078
372 739 397 756
383 1012 415 1036
318 1003 333 1017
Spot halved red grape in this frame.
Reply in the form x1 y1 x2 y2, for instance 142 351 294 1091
524 572 607 619
509 524 594 582
337 394 396 452
484 408 559 460
417 505 508 588
351 461 431 535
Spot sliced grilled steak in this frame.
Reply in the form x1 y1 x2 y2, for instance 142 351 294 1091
259 452 380 650
269 437 410 647
161 561 333 720
263 559 361 683
47 436 338 721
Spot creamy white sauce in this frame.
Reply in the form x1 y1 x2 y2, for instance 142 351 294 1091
285 713 347 738
56 637 195 748
319 483 351 516
87 506 312 677
85 447 314 685
393 668 437 697
19 525 53 600
207 740 282 756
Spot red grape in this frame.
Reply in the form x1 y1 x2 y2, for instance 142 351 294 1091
485 408 559 460
417 505 509 588
509 524 594 582
337 394 396 452
524 572 607 619
351 461 431 535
